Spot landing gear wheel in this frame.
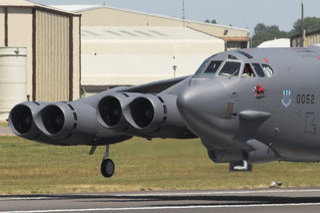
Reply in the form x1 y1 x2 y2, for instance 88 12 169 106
101 158 115 178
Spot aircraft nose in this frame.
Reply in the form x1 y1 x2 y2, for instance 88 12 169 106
177 79 227 124
177 86 199 121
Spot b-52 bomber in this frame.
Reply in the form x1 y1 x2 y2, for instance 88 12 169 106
9 46 320 177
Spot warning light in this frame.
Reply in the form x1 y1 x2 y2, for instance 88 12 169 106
264 58 269 63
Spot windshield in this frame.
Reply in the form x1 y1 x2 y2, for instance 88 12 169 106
262 64 274 77
242 63 255 78
218 61 241 77
203 60 223 75
252 63 265 77
193 56 213 77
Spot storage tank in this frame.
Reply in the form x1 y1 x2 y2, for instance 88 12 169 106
0 47 27 121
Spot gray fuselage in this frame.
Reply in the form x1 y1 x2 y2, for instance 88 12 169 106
177 46 320 162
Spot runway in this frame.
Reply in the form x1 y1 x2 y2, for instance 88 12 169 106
1 188 320 213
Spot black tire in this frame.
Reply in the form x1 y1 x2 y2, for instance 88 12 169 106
101 158 115 178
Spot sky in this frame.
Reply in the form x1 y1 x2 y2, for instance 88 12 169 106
31 0 320 33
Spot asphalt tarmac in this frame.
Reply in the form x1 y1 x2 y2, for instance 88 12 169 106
1 188 320 213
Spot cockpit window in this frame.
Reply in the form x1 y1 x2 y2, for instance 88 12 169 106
218 61 241 77
228 54 238 60
203 60 222 74
193 57 211 77
236 50 254 59
261 64 274 77
252 63 265 77
242 63 255 78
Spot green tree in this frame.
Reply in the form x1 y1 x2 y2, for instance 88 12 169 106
291 17 320 35
251 23 290 47
205 19 217 24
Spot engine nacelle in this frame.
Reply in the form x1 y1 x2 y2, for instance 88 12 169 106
97 92 139 132
37 100 131 145
127 94 164 131
36 102 78 139
8 102 67 145
126 94 196 138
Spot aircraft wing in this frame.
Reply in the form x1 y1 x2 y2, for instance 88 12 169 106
120 75 190 94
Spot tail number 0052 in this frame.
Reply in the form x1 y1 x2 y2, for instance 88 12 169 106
296 94 315 104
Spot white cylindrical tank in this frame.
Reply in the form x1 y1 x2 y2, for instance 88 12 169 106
0 47 27 121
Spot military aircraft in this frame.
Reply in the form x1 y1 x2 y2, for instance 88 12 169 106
8 46 320 178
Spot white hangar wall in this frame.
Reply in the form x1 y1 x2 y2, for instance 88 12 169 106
81 26 225 88
51 4 248 93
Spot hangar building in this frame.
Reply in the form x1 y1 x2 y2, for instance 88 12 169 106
54 5 250 50
81 26 225 92
0 0 81 102
291 30 320 47
53 5 249 94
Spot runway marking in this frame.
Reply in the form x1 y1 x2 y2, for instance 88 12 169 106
0 197 49 201
2 203 320 213
86 188 320 197
1 188 320 201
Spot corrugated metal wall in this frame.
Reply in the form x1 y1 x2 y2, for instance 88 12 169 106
291 33 320 47
0 8 4 46
0 5 80 103
306 34 320 46
35 10 70 102
72 17 80 100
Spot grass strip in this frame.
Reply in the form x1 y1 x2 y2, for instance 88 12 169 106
0 136 320 194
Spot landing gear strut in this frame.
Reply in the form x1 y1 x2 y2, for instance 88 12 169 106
100 145 115 178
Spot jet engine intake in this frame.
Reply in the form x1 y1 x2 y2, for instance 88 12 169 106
41 105 65 135
9 102 68 145
127 94 169 133
129 97 157 129
99 96 122 127
97 93 140 131
9 101 52 140
126 94 196 138
37 102 77 139
33 98 131 146
10 104 33 135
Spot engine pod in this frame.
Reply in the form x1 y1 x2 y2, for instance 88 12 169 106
37 102 77 139
97 92 140 132
9 101 48 139
127 94 167 132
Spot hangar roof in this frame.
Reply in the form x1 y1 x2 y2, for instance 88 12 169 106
0 0 80 16
52 4 249 33
81 26 223 41
51 4 99 12
0 0 36 6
